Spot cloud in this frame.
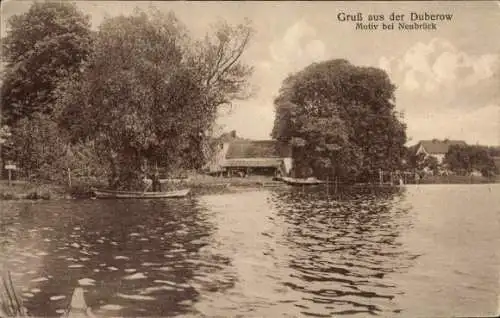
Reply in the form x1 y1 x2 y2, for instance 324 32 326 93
380 38 499 145
269 19 326 66
381 38 499 94
408 104 499 145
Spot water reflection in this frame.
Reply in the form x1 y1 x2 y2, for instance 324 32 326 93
1 185 498 317
270 187 416 316
1 198 234 317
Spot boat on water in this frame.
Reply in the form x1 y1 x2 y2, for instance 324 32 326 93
92 188 190 199
281 176 326 186
66 287 95 318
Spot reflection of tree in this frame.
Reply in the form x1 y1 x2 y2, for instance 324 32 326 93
12 198 234 317
270 187 415 316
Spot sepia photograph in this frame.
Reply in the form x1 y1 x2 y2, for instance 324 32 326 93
0 0 499 317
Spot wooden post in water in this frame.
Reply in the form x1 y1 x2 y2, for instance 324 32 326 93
5 163 16 187
326 176 329 197
379 169 383 185
67 168 72 188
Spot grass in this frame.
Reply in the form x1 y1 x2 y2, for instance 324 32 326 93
0 180 65 201
3 172 497 200
0 272 29 317
417 174 499 184
172 174 284 195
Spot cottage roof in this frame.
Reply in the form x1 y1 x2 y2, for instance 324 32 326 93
225 140 292 159
417 140 467 154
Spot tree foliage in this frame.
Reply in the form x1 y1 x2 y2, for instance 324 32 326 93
272 59 407 181
5 114 66 181
57 9 254 189
444 144 496 176
1 2 92 125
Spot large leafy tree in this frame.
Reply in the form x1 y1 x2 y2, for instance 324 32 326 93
444 144 496 176
58 9 254 189
1 2 92 125
272 59 407 181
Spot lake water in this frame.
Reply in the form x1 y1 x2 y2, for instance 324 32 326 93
1 184 499 317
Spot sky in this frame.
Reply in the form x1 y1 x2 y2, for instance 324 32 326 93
1 1 499 146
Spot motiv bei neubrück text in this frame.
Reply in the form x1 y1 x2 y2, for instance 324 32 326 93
337 12 453 31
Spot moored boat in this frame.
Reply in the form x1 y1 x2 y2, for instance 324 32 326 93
66 287 96 318
92 188 190 199
281 176 326 186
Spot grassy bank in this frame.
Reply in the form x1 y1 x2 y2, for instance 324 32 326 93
2 173 498 201
0 175 282 200
416 174 500 184
169 174 285 196
0 180 67 200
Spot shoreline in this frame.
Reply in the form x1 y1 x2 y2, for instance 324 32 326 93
1 175 498 201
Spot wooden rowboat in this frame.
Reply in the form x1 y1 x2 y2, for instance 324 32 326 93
281 176 326 186
92 188 190 199
66 287 96 318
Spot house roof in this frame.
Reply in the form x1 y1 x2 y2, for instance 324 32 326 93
223 158 283 168
225 140 292 159
417 140 467 155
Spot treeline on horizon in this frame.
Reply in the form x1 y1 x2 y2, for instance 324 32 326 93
408 144 499 177
0 2 496 190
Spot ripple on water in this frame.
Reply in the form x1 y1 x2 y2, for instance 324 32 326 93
4 186 494 317
140 285 176 294
100 304 124 311
117 293 155 301
141 262 161 267
123 272 147 280
78 278 96 286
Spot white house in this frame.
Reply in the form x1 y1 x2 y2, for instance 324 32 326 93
415 139 467 164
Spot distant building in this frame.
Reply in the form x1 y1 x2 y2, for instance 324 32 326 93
203 137 293 177
414 139 467 164
202 130 243 174
223 140 292 177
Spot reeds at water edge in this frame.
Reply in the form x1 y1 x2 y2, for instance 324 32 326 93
0 271 29 317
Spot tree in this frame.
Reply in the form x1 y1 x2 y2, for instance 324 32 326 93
57 9 254 189
5 114 66 181
444 144 496 176
421 155 439 174
1 2 92 125
272 59 406 181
